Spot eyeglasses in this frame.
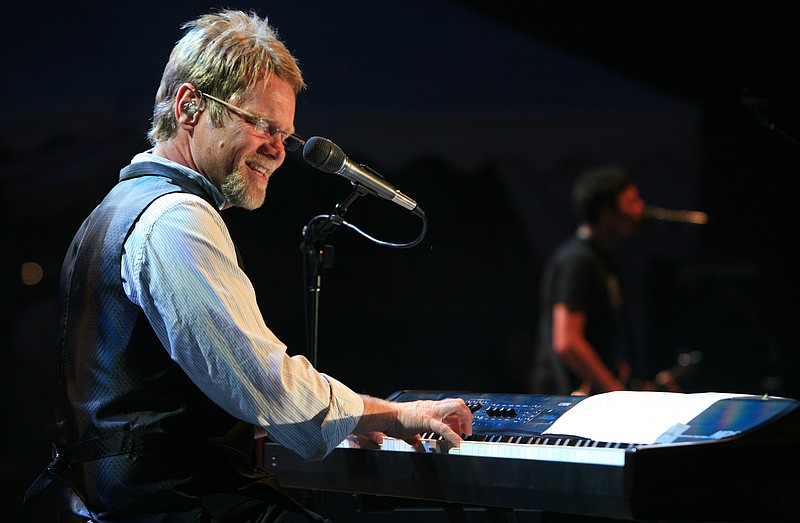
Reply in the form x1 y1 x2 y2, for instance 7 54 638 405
197 90 305 152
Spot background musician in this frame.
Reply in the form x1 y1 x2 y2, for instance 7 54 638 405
531 165 649 395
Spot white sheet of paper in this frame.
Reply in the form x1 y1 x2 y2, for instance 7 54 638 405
543 391 745 444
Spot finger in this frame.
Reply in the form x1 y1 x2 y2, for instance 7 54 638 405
429 418 464 447
354 434 381 450
403 433 421 447
442 413 469 438
439 400 473 436
448 409 474 437
459 404 474 436
363 431 385 446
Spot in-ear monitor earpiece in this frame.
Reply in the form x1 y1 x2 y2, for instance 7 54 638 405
183 101 200 119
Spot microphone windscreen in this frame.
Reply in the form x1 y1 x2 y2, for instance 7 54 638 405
303 136 346 173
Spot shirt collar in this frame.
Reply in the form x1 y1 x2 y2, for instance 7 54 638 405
129 150 227 210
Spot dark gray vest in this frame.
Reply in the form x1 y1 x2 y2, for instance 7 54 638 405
28 162 292 520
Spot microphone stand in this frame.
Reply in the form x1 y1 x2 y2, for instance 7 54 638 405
300 184 369 368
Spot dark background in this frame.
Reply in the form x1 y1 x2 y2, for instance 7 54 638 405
2 1 798 520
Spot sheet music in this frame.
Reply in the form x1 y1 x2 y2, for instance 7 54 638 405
543 391 746 444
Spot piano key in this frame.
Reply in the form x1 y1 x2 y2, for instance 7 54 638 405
379 434 628 466
455 439 626 466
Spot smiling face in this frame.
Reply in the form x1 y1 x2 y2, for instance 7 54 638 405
191 75 297 210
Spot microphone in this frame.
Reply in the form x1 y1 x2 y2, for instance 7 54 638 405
645 206 708 225
303 136 421 215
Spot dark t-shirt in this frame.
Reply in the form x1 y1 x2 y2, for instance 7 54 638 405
532 235 626 394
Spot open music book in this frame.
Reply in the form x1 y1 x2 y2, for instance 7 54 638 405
543 391 747 444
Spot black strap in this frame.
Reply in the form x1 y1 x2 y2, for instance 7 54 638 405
24 430 205 504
